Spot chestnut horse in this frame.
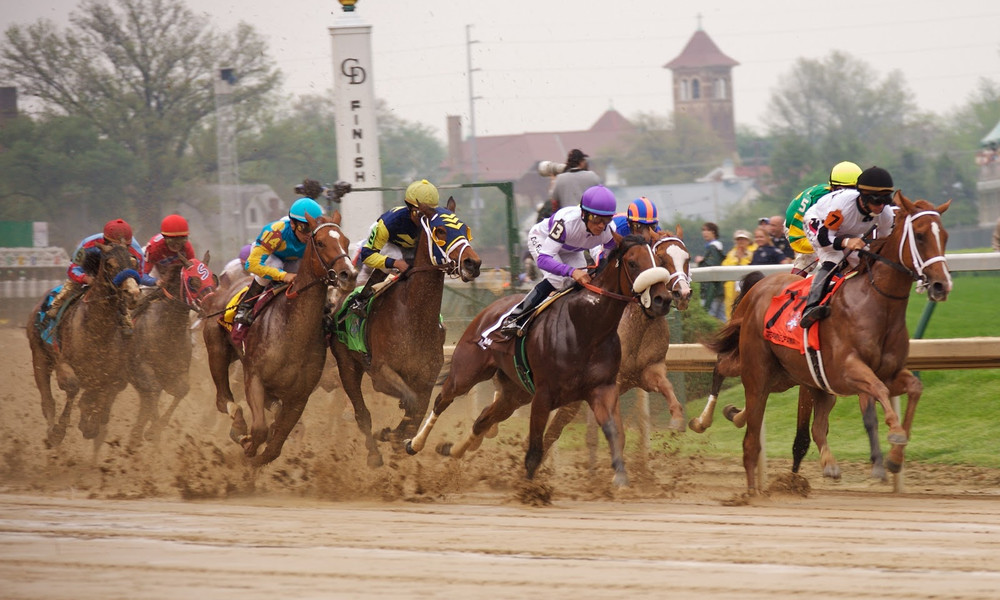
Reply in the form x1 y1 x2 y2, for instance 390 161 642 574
127 254 218 446
328 198 481 467
26 242 142 450
406 233 672 487
689 272 889 481
705 193 951 494
203 212 355 465
540 229 694 465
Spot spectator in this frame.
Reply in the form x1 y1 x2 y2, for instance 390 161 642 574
762 215 794 260
751 226 788 266
722 229 757 319
538 148 601 221
695 222 725 321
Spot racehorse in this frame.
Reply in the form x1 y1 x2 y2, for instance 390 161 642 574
203 212 355 465
127 253 218 446
688 271 888 481
540 229 694 465
328 198 481 467
26 242 143 450
704 192 951 494
406 233 673 487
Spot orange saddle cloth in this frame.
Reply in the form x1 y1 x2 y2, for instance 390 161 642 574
762 275 847 354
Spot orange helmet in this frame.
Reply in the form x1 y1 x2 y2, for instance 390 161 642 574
160 214 189 237
103 219 133 244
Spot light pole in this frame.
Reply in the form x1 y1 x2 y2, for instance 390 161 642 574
214 67 240 259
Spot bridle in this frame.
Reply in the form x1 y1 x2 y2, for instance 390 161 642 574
860 209 948 300
652 235 692 294
582 239 668 305
404 215 474 280
287 221 352 297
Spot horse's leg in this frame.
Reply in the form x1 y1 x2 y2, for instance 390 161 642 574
337 354 382 468
407 357 493 455
689 364 725 433
739 378 770 495
792 387 813 474
29 342 65 447
541 401 583 458
204 325 243 442
809 387 840 480
587 383 629 488
884 369 923 475
861 396 886 481
241 372 268 458
77 388 102 440
369 364 419 444
252 396 307 467
841 355 906 443
524 393 552 480
643 364 684 432
442 379 525 459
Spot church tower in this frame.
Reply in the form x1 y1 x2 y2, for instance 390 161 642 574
664 22 739 155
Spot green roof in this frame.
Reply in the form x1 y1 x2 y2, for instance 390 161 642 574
982 119 1000 146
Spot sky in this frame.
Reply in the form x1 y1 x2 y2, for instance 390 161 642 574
3 0 999 143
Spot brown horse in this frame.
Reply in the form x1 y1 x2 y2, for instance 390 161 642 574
705 192 951 494
26 242 143 449
405 233 673 487
328 198 481 467
540 229 694 466
127 254 218 446
203 212 355 465
689 273 890 481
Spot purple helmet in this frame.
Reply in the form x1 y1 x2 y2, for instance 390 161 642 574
580 185 617 216
238 244 252 263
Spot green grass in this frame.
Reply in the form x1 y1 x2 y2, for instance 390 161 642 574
557 274 1000 468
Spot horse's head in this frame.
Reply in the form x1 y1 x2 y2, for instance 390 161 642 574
96 242 142 308
603 232 672 317
414 197 482 282
651 227 692 311
892 191 952 302
305 211 357 292
179 251 219 313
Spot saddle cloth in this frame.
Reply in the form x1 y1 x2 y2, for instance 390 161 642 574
762 274 848 353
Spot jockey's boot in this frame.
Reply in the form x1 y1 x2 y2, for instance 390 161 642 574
46 281 79 319
233 280 266 327
798 261 836 329
498 279 555 337
347 269 388 319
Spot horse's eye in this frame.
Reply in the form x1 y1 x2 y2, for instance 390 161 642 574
433 227 447 246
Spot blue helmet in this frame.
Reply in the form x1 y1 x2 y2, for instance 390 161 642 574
627 197 658 224
580 185 617 216
288 198 324 223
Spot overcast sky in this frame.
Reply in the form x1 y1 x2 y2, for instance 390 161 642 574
3 0 999 143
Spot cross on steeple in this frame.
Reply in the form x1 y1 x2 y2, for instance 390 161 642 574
696 13 703 31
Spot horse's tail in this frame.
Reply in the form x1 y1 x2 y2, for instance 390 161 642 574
732 270 765 312
704 318 741 356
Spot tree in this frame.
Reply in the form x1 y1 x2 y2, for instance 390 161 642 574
0 0 280 232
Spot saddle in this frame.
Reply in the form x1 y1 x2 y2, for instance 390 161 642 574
481 287 575 349
762 273 851 353
34 286 85 350
221 283 287 340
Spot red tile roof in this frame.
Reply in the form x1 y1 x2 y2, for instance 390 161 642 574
663 30 739 69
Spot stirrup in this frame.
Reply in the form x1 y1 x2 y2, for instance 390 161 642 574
233 306 253 327
799 305 830 329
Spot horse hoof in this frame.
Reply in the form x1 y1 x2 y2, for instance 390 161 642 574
886 459 902 474
376 427 393 443
723 405 741 424
367 453 384 468
887 431 908 445
436 441 453 457
823 465 842 480
612 472 630 488
404 440 417 455
871 464 888 482
228 427 243 445
687 418 706 433
667 418 685 433
485 424 499 439
46 425 67 448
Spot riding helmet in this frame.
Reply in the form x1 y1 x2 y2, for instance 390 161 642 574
288 198 325 223
829 161 862 187
856 166 894 193
102 219 133 244
580 185 617 216
404 179 440 208
626 197 658 224
160 214 189 237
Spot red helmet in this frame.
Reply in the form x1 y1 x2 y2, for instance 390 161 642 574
103 219 133 244
160 214 189 237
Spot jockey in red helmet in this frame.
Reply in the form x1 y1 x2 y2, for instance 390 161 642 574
143 214 196 281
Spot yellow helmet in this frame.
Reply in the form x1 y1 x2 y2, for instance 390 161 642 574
404 179 439 208
829 161 862 187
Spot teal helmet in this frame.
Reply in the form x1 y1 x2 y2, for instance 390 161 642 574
288 198 324 223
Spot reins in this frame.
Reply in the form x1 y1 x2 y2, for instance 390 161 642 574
857 209 945 300
287 221 350 298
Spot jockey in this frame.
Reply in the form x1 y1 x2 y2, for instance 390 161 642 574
612 197 661 241
220 244 252 289
497 184 618 337
143 214 196 281
799 166 896 328
345 179 439 316
785 161 862 276
46 218 155 326
233 197 325 327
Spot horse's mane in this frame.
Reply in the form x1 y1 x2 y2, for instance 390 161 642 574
859 198 936 273
591 234 647 277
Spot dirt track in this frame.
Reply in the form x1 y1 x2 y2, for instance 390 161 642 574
3 327 1000 599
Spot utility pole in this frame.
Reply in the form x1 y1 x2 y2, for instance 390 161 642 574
466 24 482 231
214 67 240 260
